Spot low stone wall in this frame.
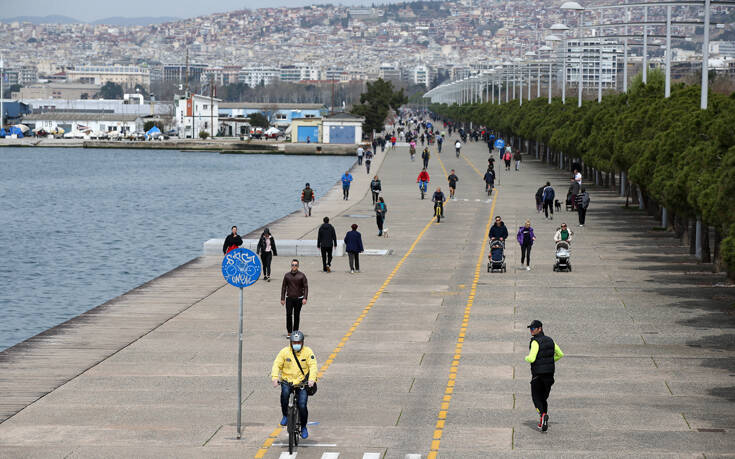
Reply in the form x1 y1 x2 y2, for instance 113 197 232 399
204 238 346 257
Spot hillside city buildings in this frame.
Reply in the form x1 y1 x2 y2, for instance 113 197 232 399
0 0 733 141
1 0 733 98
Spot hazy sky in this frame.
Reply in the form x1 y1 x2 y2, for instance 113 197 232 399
0 0 387 22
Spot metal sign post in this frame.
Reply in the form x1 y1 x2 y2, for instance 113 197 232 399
221 248 262 439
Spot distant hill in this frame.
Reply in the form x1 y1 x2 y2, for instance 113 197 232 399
0 15 179 26
91 16 180 26
0 15 79 24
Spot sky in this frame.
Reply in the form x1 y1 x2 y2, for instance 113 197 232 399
0 0 392 22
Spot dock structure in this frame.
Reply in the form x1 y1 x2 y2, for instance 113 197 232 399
1 137 734 458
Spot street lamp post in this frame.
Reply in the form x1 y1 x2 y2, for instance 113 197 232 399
562 2 586 107
540 44 554 103
643 5 648 84
701 0 711 109
526 51 536 100
550 24 570 104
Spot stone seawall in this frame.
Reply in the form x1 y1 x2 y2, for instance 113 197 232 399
0 137 359 155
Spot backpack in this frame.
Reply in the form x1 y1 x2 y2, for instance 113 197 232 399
302 188 313 201
581 192 590 209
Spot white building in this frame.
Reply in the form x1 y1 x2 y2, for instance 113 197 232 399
565 38 618 89
66 65 151 90
710 41 735 58
175 93 221 138
22 112 140 135
238 66 280 87
321 112 364 144
378 63 402 82
413 64 432 88
280 63 321 82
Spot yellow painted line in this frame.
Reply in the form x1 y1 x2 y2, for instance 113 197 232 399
461 153 484 178
427 189 498 457
254 175 448 458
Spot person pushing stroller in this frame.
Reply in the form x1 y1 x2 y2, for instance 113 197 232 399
553 223 574 272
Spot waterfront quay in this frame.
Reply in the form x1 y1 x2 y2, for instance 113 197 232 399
0 137 358 155
1 139 734 458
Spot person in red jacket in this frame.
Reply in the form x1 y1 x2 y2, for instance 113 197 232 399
417 168 430 199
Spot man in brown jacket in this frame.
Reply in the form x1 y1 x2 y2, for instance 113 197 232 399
280 259 309 338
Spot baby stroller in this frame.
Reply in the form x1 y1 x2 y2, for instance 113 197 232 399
565 192 574 211
487 239 506 273
553 240 572 272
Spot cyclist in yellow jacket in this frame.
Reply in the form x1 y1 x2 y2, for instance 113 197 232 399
271 330 318 439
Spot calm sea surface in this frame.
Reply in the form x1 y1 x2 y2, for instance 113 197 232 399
0 147 354 351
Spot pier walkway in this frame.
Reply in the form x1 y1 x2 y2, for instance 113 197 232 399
1 139 734 458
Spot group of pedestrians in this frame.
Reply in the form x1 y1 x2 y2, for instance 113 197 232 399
237 119 571 438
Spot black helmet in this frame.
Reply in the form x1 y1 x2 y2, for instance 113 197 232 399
290 330 304 342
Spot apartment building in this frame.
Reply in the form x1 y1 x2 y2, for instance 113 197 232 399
67 65 151 90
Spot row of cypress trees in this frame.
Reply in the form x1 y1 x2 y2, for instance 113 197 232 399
430 70 735 278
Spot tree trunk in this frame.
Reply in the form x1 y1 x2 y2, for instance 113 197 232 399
702 225 711 263
689 219 697 255
713 226 722 272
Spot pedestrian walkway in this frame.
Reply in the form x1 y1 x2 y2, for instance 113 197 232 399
0 135 733 458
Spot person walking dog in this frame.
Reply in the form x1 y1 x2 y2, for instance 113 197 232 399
525 320 564 432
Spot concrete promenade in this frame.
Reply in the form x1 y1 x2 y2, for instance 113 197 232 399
1 138 734 458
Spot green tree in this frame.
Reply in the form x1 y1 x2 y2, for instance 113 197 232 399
99 82 124 99
351 78 408 136
248 112 269 128
199 130 210 139
143 121 163 132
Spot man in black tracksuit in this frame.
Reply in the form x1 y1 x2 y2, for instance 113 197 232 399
525 320 564 432
317 217 337 272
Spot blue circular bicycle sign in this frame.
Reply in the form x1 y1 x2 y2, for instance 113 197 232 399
222 248 262 288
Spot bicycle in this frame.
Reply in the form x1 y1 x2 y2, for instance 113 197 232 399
419 181 428 200
434 202 443 223
282 381 305 454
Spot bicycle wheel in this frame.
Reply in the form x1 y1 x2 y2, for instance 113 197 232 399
288 405 297 453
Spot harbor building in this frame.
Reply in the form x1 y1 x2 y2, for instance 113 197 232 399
66 65 151 91
174 93 221 138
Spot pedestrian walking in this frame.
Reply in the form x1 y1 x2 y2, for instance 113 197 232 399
514 149 522 171
301 183 315 217
344 224 364 273
483 167 495 195
447 169 459 200
223 225 242 254
365 149 373 174
375 197 387 236
503 147 512 171
542 182 555 220
535 185 544 214
341 171 353 200
317 217 337 272
516 220 536 270
280 259 308 338
356 145 364 165
575 187 590 227
568 178 581 211
421 147 430 169
524 320 564 432
370 175 382 204
256 228 278 281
